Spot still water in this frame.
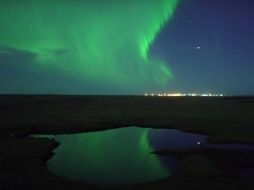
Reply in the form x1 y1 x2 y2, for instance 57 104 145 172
47 127 206 186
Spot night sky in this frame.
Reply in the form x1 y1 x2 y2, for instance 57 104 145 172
0 0 253 95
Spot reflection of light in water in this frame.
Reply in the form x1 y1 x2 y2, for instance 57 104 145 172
48 127 169 186
148 129 207 150
40 127 254 184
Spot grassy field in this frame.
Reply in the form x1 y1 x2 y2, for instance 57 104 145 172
0 95 254 189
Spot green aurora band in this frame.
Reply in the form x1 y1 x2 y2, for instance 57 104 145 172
0 0 179 91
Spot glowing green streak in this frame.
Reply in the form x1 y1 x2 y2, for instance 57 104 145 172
139 128 151 152
138 0 179 62
0 0 179 89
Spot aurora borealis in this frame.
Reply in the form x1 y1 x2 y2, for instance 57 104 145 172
0 0 179 93
1 0 254 95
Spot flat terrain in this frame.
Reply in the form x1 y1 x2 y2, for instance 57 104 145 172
0 95 254 189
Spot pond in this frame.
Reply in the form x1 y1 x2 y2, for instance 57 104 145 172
45 127 206 186
43 127 254 186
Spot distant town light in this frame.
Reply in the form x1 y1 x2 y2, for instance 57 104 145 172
144 92 224 97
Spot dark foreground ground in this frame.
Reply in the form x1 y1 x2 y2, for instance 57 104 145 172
0 95 254 189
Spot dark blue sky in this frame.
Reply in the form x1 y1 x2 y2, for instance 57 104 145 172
0 0 253 95
152 0 254 95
